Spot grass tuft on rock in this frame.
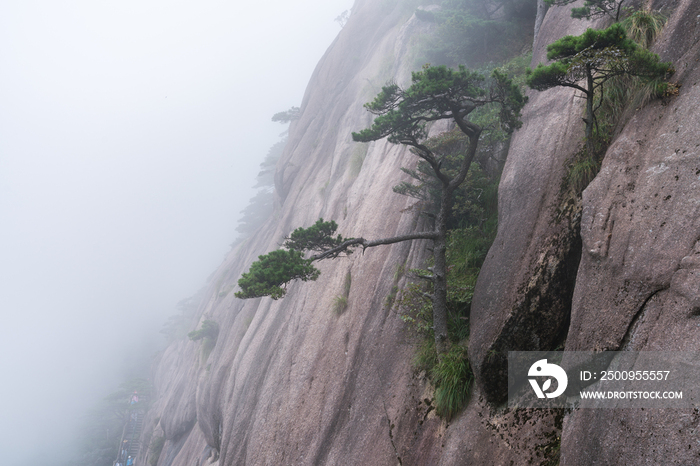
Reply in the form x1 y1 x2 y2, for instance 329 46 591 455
622 9 666 49
332 295 349 315
432 345 473 420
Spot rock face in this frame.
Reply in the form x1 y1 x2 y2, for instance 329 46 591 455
560 1 700 464
469 2 593 403
137 0 700 465
139 2 448 465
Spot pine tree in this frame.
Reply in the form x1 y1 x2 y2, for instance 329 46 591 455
526 23 672 156
236 65 526 357
545 0 627 22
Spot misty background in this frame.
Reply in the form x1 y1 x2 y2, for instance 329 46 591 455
0 1 353 464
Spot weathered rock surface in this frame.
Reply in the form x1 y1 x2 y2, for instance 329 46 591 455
136 0 700 465
469 2 593 403
560 1 700 463
139 2 450 465
567 0 700 352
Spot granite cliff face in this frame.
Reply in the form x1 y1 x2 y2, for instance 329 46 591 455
138 1 700 464
561 1 700 463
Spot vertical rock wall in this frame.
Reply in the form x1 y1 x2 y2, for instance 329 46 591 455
561 1 700 464
467 0 700 463
469 1 595 403
140 2 447 464
137 0 700 464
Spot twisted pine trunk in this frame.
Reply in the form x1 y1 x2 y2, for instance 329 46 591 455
432 125 481 357
432 186 451 356
585 67 595 157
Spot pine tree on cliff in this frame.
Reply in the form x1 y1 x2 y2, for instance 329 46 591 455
526 23 672 157
235 65 525 357
545 0 627 21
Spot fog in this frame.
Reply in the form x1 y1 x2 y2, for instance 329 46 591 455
0 1 352 464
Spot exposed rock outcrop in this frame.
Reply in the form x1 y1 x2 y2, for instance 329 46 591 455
139 2 450 465
137 0 700 465
560 1 700 463
469 3 593 403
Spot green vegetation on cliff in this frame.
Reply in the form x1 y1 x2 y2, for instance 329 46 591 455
189 319 220 362
235 11 534 415
529 12 672 194
389 54 529 419
415 0 537 66
545 0 627 21
527 23 671 158
237 65 525 364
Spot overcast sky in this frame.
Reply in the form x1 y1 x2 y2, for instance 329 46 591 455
0 1 353 464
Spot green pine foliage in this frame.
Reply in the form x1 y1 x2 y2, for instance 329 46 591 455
188 319 220 342
352 63 524 359
394 56 528 311
527 23 672 156
537 23 655 67
415 0 537 67
234 139 286 242
236 219 358 300
352 65 525 144
558 12 668 195
545 0 627 21
235 249 320 299
160 289 205 343
271 106 300 123
392 55 531 419
283 218 351 256
393 129 494 227
237 64 525 304
396 132 499 307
